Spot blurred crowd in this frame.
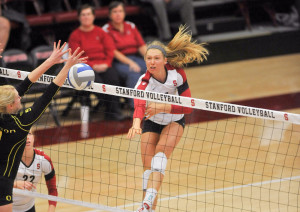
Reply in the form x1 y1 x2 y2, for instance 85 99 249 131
0 0 299 126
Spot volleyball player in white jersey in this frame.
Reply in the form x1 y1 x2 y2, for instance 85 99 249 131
127 26 209 212
13 129 57 212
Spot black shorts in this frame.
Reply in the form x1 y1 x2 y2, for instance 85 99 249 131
142 117 185 134
0 176 14 206
26 205 36 212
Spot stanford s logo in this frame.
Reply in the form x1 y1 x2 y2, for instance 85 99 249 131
173 80 177 86
284 113 288 121
102 85 106 92
191 99 195 106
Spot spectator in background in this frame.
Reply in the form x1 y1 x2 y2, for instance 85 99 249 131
68 4 125 129
103 1 147 111
297 0 300 25
0 16 10 51
1 1 31 51
138 0 198 41
13 129 57 212
0 41 85 212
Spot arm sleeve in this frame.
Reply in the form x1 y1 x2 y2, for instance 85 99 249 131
42 152 58 207
45 169 58 206
170 69 193 114
132 73 149 119
133 98 146 119
15 82 60 125
15 77 33 97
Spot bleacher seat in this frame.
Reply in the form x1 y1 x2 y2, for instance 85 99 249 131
2 49 33 72
26 14 54 27
54 5 141 24
30 45 61 75
192 0 238 8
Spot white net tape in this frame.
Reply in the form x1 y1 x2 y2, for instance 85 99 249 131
1 67 299 124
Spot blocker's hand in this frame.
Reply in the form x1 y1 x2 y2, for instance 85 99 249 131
47 40 69 65
65 47 87 67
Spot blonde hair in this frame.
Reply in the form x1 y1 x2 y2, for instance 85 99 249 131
0 85 16 114
146 25 209 68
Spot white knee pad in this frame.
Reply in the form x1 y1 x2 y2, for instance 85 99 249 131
151 152 168 175
142 170 152 191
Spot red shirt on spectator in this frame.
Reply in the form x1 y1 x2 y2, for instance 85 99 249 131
103 21 145 55
68 26 116 68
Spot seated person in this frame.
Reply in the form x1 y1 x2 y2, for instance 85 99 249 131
0 16 11 51
138 0 198 41
103 1 147 110
1 2 31 51
68 4 125 123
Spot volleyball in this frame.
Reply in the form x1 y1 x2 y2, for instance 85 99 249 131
68 63 95 90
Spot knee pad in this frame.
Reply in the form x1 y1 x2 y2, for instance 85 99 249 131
142 170 152 191
151 152 168 175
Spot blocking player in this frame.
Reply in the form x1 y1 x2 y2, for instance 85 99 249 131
0 41 87 212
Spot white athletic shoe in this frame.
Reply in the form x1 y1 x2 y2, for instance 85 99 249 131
135 205 144 212
143 200 152 212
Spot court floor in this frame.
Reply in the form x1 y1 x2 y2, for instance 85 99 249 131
30 53 300 211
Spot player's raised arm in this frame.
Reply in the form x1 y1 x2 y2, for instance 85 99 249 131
28 41 68 83
53 47 87 87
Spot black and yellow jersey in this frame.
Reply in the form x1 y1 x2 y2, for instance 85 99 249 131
0 77 60 181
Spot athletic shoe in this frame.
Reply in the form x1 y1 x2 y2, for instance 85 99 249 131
143 200 152 212
135 205 144 212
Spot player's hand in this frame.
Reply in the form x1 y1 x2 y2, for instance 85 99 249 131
47 40 69 65
145 102 171 120
14 180 36 191
65 47 87 68
127 118 142 139
48 204 56 212
127 127 142 139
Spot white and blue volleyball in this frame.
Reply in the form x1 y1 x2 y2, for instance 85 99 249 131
68 63 95 90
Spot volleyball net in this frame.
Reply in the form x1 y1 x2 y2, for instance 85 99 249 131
1 67 300 212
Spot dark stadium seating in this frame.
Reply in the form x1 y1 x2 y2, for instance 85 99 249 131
25 5 142 26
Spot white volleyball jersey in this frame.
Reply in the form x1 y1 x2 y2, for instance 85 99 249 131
134 64 191 125
13 149 56 212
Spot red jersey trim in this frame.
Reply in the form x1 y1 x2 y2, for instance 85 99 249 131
133 71 151 119
34 149 57 206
